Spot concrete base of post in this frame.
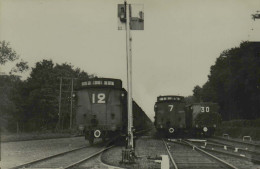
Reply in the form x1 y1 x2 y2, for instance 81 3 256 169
121 148 135 163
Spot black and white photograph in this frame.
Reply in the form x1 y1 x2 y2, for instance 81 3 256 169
1 0 260 168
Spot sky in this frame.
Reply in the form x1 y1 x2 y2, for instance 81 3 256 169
1 0 260 120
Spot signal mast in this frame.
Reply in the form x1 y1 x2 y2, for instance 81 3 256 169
252 11 260 21
117 0 144 163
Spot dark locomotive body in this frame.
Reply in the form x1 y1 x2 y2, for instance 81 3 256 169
186 102 221 137
154 95 187 137
154 95 221 138
75 78 151 144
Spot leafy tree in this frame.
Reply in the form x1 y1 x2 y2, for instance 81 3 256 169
0 41 19 65
10 60 29 74
184 95 196 104
193 42 260 120
193 85 202 102
12 59 93 131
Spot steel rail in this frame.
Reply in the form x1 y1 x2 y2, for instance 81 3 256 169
205 139 260 156
187 140 260 164
64 145 115 168
162 139 178 169
212 136 260 148
10 145 89 169
182 140 239 169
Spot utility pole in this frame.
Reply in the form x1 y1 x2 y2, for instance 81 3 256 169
70 78 74 129
58 77 62 130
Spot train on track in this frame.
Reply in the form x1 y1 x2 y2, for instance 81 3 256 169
154 95 221 137
154 95 186 137
186 102 221 136
75 78 152 144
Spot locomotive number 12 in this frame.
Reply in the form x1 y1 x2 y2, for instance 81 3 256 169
201 106 210 112
92 93 106 103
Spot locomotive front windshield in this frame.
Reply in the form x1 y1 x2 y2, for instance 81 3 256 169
157 96 184 102
80 78 122 89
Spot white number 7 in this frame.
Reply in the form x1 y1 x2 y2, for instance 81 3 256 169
168 105 174 111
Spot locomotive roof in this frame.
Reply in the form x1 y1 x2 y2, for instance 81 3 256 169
157 95 184 102
186 102 219 107
79 78 122 89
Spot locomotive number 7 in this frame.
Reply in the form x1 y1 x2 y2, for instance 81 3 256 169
92 93 106 103
168 105 174 111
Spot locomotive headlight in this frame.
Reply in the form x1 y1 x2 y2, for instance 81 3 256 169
121 93 125 97
78 125 84 131
195 124 198 128
160 125 163 128
94 130 101 138
203 127 208 132
169 128 174 133
213 124 217 128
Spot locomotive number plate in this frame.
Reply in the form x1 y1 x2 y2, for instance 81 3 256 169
201 106 210 112
92 93 106 103
168 105 174 111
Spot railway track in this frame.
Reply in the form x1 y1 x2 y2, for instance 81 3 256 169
185 139 260 169
209 137 260 152
188 139 260 163
10 140 115 169
163 139 239 169
213 136 260 148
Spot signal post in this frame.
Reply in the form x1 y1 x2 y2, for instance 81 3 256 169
117 0 144 163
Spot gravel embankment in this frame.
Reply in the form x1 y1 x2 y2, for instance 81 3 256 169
1 136 90 169
102 136 170 169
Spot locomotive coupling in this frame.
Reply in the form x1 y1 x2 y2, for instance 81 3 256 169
94 130 101 138
169 128 174 133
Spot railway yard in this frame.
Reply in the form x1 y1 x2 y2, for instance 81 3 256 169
1 130 260 169
1 2 260 169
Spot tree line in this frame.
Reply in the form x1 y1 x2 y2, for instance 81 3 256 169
1 41 259 132
192 42 260 120
0 41 94 132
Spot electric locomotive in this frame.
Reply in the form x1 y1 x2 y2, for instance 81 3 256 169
185 102 221 136
75 78 151 144
154 95 187 137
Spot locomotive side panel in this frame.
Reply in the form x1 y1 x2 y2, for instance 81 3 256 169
106 89 124 131
132 101 147 131
76 90 91 130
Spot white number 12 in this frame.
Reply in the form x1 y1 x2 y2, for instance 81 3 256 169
92 93 106 103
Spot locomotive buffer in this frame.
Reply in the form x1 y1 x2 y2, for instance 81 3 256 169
117 0 144 163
